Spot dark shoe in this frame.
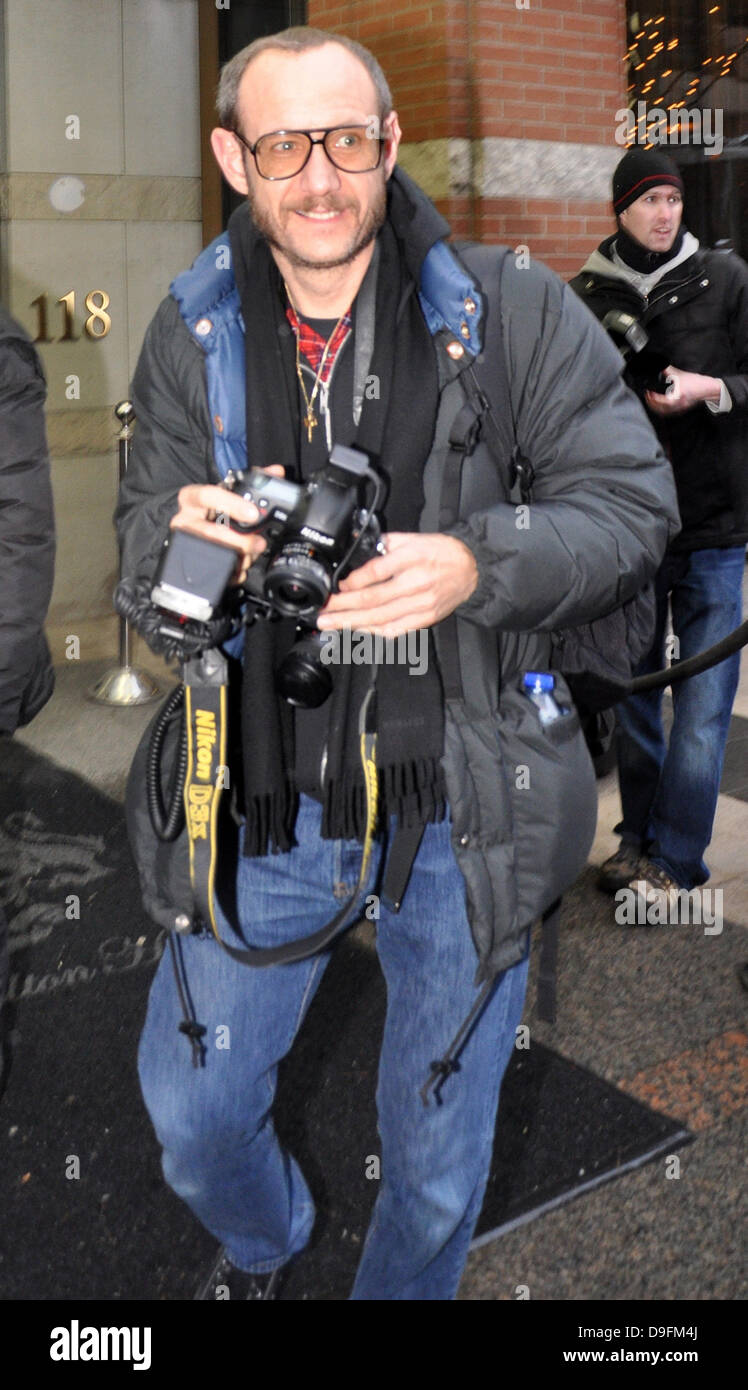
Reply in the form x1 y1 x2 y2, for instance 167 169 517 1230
624 861 684 924
632 861 682 896
598 844 643 894
195 1246 285 1301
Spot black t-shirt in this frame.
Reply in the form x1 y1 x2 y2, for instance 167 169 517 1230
296 312 356 477
293 314 356 798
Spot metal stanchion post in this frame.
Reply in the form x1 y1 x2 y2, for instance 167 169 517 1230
89 401 161 705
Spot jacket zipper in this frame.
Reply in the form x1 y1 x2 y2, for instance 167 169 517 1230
594 263 709 319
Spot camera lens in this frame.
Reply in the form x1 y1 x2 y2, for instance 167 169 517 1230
265 547 332 618
275 630 333 708
278 580 306 605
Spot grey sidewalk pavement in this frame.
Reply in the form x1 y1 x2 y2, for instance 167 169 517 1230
13 627 748 1301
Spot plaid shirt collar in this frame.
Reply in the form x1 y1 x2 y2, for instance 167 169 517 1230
285 302 352 386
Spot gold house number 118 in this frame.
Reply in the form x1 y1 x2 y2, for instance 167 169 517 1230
31 290 111 341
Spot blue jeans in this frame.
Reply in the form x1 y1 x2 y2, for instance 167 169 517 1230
138 796 530 1300
616 545 744 888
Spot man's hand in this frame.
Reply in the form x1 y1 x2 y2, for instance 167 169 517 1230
170 465 285 585
316 532 479 638
645 365 723 416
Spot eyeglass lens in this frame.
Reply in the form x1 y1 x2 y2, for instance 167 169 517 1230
254 127 381 178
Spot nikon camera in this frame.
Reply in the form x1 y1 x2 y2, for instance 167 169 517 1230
150 444 384 707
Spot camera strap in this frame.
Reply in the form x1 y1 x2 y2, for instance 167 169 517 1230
182 649 229 939
183 656 380 968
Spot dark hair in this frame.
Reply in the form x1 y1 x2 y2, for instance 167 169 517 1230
216 26 393 131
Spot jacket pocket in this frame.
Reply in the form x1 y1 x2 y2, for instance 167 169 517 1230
495 672 598 926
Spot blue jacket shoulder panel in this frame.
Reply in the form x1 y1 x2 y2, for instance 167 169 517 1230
170 234 246 480
418 239 483 354
170 234 237 328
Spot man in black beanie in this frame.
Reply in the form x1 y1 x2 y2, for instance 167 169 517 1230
571 146 748 912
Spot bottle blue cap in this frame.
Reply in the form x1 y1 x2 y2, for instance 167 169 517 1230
523 671 554 693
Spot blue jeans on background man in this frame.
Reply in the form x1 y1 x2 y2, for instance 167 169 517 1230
616 545 744 889
138 796 529 1301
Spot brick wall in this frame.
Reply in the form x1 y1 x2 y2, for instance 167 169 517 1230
308 0 628 276
470 0 626 144
476 197 614 279
308 2 452 141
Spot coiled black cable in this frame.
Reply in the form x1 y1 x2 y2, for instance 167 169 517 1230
146 684 187 841
629 618 748 695
113 578 237 661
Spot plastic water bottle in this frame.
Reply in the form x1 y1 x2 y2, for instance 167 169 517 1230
523 672 567 726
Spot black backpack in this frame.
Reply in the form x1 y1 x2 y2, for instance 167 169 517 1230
454 244 656 718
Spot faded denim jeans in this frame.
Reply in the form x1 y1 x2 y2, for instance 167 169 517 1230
138 796 529 1300
616 545 744 888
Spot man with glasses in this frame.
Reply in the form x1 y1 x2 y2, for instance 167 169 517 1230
117 28 676 1300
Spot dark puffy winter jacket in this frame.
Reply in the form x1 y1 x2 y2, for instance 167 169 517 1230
0 306 55 733
116 169 679 979
570 234 748 551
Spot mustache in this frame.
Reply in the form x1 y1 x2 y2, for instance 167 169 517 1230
289 197 352 213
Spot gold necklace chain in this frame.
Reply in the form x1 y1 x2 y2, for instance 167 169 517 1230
285 282 349 443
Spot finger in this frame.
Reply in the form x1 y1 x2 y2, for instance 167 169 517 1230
376 531 411 552
336 542 415 591
319 584 437 630
174 486 260 528
323 568 419 613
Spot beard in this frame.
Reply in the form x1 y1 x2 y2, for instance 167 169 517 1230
246 180 387 272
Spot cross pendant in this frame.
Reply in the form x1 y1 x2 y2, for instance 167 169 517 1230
305 409 317 443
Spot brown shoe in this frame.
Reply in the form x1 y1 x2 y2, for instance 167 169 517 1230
628 861 683 915
597 845 643 894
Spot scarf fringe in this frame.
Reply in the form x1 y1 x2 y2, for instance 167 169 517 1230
320 756 447 842
242 760 446 854
242 784 298 857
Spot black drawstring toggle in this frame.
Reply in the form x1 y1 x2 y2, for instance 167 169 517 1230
420 1057 462 1108
178 1020 207 1041
177 1019 207 1068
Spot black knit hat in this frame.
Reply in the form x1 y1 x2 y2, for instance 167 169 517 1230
612 147 684 216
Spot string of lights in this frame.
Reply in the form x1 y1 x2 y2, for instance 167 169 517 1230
621 4 747 148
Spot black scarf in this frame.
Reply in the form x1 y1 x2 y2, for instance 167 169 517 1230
229 203 446 853
614 223 686 276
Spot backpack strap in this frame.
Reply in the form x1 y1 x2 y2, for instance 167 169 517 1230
452 243 535 503
437 372 496 702
435 245 528 700
435 245 561 1030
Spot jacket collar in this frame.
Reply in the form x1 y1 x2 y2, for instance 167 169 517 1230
580 230 701 290
172 168 484 360
388 167 484 356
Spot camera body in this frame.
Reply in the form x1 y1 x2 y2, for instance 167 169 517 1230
152 444 382 625
150 444 384 707
600 308 673 397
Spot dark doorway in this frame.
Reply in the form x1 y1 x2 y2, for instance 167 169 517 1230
218 1 308 228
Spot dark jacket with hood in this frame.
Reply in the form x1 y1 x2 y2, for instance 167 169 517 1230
116 169 678 981
570 232 748 551
0 306 55 734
